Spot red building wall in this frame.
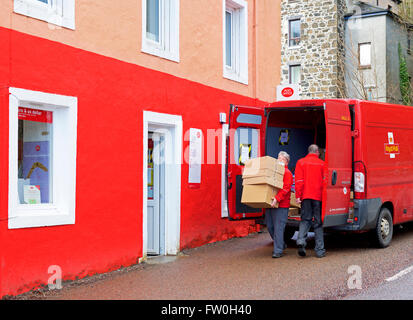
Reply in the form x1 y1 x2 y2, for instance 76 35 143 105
0 27 262 297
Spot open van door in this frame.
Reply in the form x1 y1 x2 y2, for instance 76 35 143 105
227 105 266 220
322 100 352 227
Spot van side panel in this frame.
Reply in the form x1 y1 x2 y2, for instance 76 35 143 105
359 101 413 225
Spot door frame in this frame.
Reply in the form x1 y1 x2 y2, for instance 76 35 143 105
143 111 182 259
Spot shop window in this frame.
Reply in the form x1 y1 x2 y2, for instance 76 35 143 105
223 0 248 85
9 88 78 229
14 0 76 30
142 0 180 62
18 107 53 205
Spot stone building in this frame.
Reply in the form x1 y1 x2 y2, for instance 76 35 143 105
280 0 411 104
280 0 347 99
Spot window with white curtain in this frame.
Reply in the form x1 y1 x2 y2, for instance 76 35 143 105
142 0 180 62
14 0 75 30
359 43 372 68
223 0 248 85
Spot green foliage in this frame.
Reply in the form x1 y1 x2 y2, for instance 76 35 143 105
398 43 412 106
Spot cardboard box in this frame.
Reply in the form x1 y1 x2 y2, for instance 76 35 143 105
243 174 284 189
242 168 277 179
290 192 301 208
288 208 300 217
243 156 285 177
241 184 279 209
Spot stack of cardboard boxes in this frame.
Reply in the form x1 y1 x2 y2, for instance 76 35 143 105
241 156 285 208
241 156 302 217
288 192 301 217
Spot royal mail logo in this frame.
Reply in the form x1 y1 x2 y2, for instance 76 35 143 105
281 87 294 98
384 143 400 155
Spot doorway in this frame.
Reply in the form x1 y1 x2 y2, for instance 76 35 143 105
143 111 182 258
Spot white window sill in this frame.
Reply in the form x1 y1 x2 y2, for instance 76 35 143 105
141 45 180 63
14 0 75 30
9 206 75 229
224 69 248 85
288 45 301 50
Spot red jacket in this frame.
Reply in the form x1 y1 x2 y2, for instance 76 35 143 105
274 165 293 208
295 154 325 201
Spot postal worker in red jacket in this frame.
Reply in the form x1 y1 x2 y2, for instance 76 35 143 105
266 151 293 258
295 144 326 258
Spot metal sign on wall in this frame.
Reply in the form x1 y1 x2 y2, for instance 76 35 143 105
276 84 301 101
188 128 202 186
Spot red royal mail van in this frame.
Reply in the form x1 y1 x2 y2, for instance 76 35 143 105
226 99 413 247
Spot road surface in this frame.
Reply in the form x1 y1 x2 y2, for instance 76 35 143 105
12 222 413 300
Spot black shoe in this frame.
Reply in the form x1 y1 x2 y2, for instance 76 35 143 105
272 253 284 258
316 252 326 258
298 245 306 257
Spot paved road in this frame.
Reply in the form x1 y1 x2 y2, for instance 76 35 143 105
345 265 413 300
15 222 413 300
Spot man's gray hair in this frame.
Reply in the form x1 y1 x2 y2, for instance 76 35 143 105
308 144 319 154
278 151 290 163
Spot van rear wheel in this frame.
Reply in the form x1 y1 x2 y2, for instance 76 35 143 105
370 208 393 248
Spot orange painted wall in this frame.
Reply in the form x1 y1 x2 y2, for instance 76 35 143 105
0 0 281 102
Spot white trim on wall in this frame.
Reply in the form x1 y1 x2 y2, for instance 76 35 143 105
141 0 180 62
14 0 76 30
221 123 229 218
9 87 78 229
143 111 182 258
223 0 248 85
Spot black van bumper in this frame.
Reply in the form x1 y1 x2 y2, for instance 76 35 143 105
285 198 382 232
328 198 382 231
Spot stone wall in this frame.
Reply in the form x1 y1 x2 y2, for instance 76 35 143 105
281 0 347 99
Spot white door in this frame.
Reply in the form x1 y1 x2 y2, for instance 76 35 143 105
147 132 162 255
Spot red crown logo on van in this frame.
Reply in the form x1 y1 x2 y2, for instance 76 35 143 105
281 87 294 98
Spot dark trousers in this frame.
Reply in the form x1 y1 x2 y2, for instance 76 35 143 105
265 207 289 255
297 199 325 256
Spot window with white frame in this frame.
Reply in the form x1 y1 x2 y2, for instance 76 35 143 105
14 0 75 30
223 0 248 85
9 88 78 229
358 42 372 69
142 0 180 62
288 18 301 47
289 64 301 84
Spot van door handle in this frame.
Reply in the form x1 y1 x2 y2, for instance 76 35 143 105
332 170 337 186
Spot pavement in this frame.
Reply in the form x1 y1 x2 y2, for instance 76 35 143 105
13 222 413 300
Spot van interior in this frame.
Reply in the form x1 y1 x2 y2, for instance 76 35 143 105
265 107 326 218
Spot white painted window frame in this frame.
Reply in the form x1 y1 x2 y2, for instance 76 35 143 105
223 0 248 85
141 0 180 62
221 123 229 218
143 111 182 258
14 0 75 30
9 87 78 229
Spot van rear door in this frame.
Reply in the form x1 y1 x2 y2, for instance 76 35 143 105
227 105 266 220
323 100 352 226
